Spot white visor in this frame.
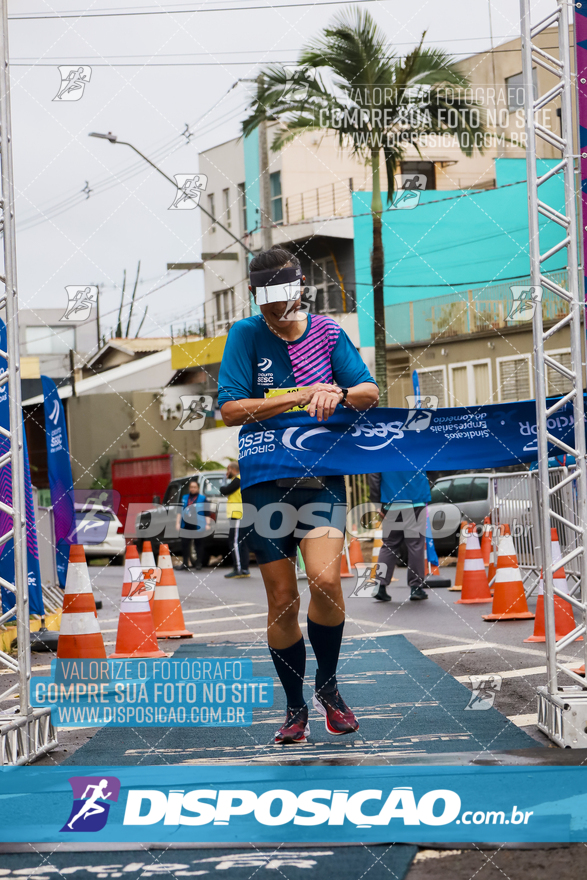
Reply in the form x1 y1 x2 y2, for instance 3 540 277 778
255 281 302 305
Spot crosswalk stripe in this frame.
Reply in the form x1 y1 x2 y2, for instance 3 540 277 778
98 602 257 625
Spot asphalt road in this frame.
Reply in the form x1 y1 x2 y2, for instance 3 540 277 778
7 555 585 878
28 550 580 764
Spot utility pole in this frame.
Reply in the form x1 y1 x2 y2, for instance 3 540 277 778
257 76 273 251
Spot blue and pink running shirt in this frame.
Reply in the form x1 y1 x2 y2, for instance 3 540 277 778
217 313 376 408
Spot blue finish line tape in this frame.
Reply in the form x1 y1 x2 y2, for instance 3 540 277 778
0 765 583 843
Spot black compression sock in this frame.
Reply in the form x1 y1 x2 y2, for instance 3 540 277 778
307 617 344 694
268 637 306 710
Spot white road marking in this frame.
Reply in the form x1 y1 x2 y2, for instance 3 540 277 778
345 629 418 639
101 611 267 634
508 713 538 727
98 602 256 624
456 664 579 682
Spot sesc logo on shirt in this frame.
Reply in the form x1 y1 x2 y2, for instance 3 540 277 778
257 358 274 386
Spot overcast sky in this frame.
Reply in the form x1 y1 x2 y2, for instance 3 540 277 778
9 0 557 346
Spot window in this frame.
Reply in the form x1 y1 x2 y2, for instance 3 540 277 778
418 366 447 408
270 171 283 223
447 477 473 504
546 349 572 397
505 69 538 111
430 479 452 503
449 360 492 407
497 355 532 402
310 257 340 313
223 188 231 229
26 325 75 355
400 160 436 190
200 476 223 496
214 287 235 332
430 477 473 504
470 477 489 501
237 182 247 233
208 193 216 232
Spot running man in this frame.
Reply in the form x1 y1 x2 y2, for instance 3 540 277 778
67 779 112 829
218 245 379 744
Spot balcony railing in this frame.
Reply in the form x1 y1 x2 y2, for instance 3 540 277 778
384 270 570 346
285 180 364 224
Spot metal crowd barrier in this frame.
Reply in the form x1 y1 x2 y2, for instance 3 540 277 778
489 467 581 599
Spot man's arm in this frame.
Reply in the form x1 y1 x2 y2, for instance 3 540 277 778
219 477 240 497
368 473 381 505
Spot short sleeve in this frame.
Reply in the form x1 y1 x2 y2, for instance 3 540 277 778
217 321 255 407
330 330 376 388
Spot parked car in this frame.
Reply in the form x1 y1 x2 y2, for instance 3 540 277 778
76 505 126 564
135 470 231 566
429 473 491 556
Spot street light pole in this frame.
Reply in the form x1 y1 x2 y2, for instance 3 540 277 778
88 132 255 256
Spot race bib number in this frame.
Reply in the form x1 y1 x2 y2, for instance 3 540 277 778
264 386 309 412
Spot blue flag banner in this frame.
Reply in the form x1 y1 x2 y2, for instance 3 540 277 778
238 396 576 488
0 764 585 843
0 321 44 616
425 506 439 568
42 375 75 587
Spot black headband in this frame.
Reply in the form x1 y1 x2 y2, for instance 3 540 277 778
249 265 302 289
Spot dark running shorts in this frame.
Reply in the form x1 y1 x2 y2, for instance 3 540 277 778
241 475 347 565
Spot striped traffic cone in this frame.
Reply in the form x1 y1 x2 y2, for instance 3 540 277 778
456 529 492 604
480 517 492 567
340 536 353 578
448 522 470 591
109 581 166 659
525 528 579 643
152 544 193 638
482 525 534 621
370 530 383 578
123 542 155 610
348 538 364 569
141 540 156 569
57 545 106 658
122 543 140 599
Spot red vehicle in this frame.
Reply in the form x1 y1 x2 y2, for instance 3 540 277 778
111 454 173 534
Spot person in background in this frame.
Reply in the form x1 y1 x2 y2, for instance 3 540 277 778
219 461 250 579
367 471 431 602
176 478 208 571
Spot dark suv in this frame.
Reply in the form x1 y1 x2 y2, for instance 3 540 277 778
136 470 231 566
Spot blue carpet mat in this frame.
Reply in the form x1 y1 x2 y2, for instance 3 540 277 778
0 846 418 880
65 635 539 765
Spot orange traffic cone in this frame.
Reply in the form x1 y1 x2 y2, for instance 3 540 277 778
348 538 364 569
481 517 492 567
152 544 193 638
448 522 470 591
109 581 166 659
122 543 140 599
123 542 156 610
525 528 579 642
482 525 534 620
57 545 106 658
370 530 383 578
141 540 156 569
456 529 492 604
340 537 353 578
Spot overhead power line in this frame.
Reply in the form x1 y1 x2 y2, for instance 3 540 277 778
10 0 382 21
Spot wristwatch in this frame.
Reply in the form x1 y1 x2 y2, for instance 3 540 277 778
339 387 349 406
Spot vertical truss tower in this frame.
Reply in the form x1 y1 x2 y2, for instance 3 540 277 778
0 0 56 763
520 0 587 746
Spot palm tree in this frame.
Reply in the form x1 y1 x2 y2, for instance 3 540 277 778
243 7 485 403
